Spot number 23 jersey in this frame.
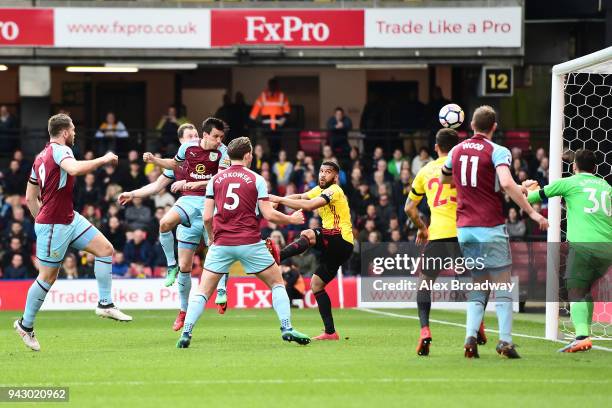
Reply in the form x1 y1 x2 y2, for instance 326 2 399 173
408 156 457 240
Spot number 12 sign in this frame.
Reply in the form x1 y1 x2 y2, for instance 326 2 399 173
481 66 513 97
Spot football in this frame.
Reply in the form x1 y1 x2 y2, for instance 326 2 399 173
439 103 465 129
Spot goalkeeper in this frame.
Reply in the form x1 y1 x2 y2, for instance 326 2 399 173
525 149 611 353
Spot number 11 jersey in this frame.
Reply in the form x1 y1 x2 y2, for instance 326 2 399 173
443 134 512 228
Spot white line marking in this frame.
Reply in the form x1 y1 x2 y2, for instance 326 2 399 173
1 377 609 387
357 308 612 352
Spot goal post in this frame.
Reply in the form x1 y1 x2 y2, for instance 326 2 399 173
546 46 612 340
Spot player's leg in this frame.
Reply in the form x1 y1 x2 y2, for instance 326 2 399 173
74 215 132 321
242 242 309 345
558 245 599 352
177 244 232 348
267 229 317 264
311 274 339 340
177 269 223 348
15 222 73 351
415 239 447 356
172 245 195 331
159 208 183 286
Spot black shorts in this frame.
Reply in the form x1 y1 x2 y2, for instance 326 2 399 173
313 228 354 284
421 237 462 278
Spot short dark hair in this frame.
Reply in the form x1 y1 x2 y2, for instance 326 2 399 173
574 149 597 173
334 107 344 113
321 161 340 173
177 123 196 140
227 136 252 160
435 128 459 153
472 105 496 133
201 117 226 135
48 113 72 138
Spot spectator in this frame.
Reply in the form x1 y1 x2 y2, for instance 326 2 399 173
352 182 375 216
291 150 307 188
2 160 28 196
0 105 17 151
411 147 433 176
292 251 319 277
392 168 413 213
100 216 126 252
250 144 266 174
272 150 294 189
125 197 151 231
270 230 286 250
83 204 102 230
79 252 96 279
326 107 352 156
375 159 393 183
370 146 384 173
60 253 79 279
2 237 33 271
525 203 547 238
250 78 291 152
358 219 378 242
506 207 526 239
13 149 31 174
387 149 406 180
4 221 31 250
10 206 34 241
122 161 147 193
370 171 393 200
376 194 396 229
4 254 29 279
156 105 187 154
537 157 549 185
95 112 129 154
390 229 403 243
98 164 121 191
75 173 102 212
215 94 233 125
124 229 154 275
112 251 130 278
367 230 381 244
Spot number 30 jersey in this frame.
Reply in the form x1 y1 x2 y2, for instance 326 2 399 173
29 143 76 224
206 164 269 246
528 173 611 242
408 156 457 240
443 134 512 228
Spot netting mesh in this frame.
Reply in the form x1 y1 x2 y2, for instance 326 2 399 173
559 72 612 339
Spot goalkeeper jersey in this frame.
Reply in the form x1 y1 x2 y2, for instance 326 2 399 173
528 173 611 242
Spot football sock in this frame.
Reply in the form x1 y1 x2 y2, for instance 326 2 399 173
570 301 591 338
94 256 113 305
177 270 192 312
22 279 52 328
217 273 228 292
159 231 177 267
314 289 335 334
494 289 513 343
271 284 292 331
587 300 594 326
466 290 487 341
280 236 311 261
183 294 207 335
417 288 431 328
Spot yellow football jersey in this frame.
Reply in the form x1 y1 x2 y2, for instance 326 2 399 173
306 184 354 244
407 156 457 240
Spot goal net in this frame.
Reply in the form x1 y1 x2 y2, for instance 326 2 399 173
546 46 612 340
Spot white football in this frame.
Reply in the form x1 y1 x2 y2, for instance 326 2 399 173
439 103 465 129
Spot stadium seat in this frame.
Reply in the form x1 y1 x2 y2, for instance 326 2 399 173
505 130 531 150
299 131 328 159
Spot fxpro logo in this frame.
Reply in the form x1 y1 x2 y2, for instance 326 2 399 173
0 21 19 41
245 16 330 42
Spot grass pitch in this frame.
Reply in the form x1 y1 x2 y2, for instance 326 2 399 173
1 308 611 407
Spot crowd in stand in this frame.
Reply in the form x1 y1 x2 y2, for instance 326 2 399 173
0 137 551 280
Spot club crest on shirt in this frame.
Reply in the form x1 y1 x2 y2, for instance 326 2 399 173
195 164 206 174
209 152 219 161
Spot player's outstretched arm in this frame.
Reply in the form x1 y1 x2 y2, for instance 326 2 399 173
60 152 118 176
274 190 332 212
497 166 549 230
25 181 41 218
259 200 305 225
118 174 172 205
143 152 177 170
